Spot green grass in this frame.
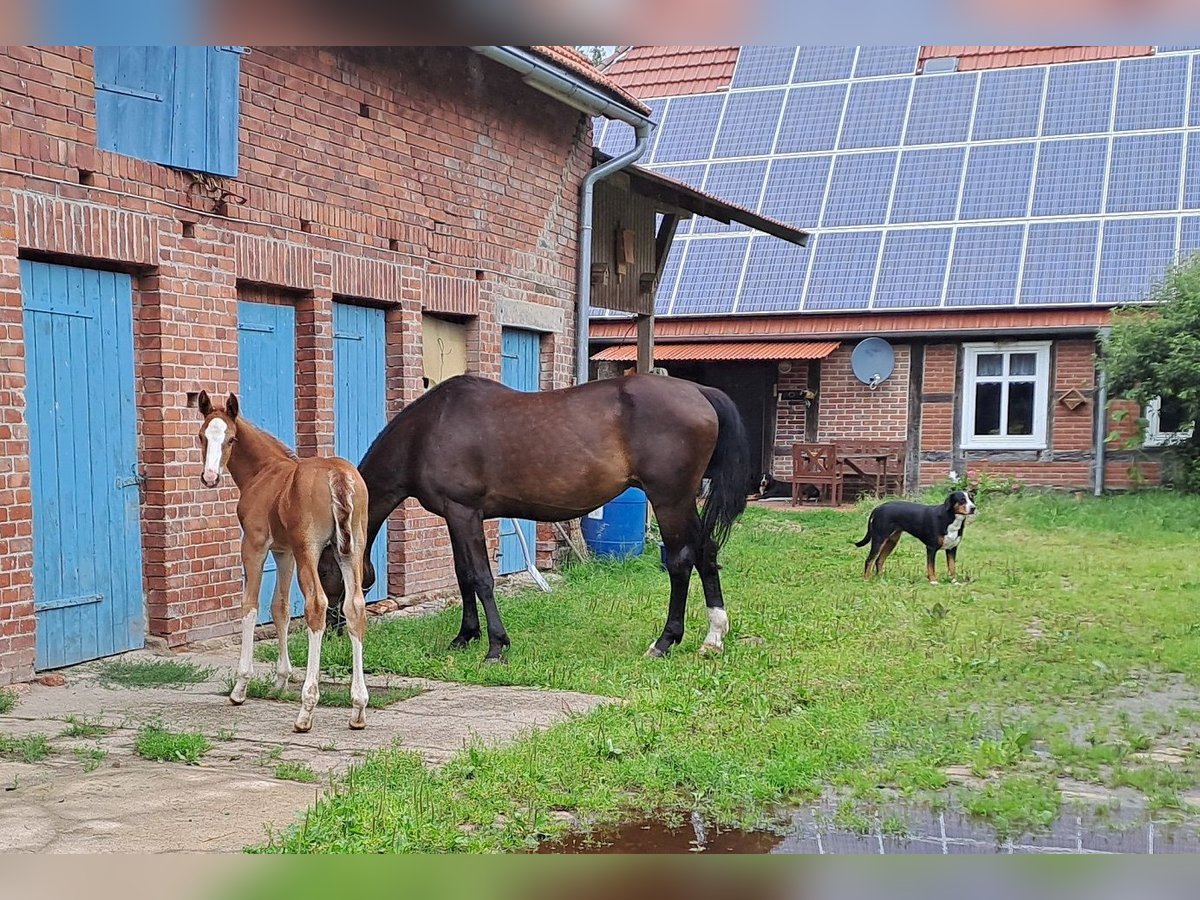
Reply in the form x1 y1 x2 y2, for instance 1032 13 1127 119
97 659 213 688
134 724 211 764
0 734 52 763
255 492 1200 853
230 676 422 709
274 762 319 784
0 688 16 714
61 715 114 738
73 746 107 773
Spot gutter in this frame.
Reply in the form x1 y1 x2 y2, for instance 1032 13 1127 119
1094 326 1112 496
471 46 655 384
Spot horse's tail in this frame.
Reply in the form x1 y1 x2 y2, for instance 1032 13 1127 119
697 385 751 549
329 468 357 559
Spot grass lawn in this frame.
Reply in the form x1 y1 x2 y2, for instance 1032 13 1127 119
256 490 1200 852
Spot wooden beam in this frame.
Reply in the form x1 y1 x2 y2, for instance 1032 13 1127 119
638 213 678 375
654 213 679 276
636 315 654 374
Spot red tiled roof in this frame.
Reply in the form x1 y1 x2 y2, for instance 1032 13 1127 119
590 308 1113 342
593 340 840 362
529 46 651 115
601 46 739 98
919 46 1153 72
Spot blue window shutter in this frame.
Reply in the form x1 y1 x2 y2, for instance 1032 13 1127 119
169 45 209 172
205 47 241 176
93 46 176 166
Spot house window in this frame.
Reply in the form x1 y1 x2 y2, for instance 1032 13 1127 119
93 46 242 177
960 341 1052 450
1145 396 1194 446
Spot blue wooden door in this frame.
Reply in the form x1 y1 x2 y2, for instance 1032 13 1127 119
498 328 541 575
333 303 388 603
237 301 302 622
21 261 145 669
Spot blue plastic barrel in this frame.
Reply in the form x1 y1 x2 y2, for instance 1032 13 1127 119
580 487 648 559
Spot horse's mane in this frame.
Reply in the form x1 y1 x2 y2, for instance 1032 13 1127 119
357 375 474 465
237 416 298 460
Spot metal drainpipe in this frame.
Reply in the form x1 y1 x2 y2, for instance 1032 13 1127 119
576 125 651 384
1094 326 1111 496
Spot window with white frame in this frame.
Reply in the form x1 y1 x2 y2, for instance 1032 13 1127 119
1145 396 1194 447
960 341 1052 450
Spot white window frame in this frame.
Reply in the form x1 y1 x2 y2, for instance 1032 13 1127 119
960 341 1052 450
1144 396 1195 447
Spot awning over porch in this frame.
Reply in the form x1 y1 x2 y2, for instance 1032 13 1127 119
592 340 840 363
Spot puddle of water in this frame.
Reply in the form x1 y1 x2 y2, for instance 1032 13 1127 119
537 801 1200 855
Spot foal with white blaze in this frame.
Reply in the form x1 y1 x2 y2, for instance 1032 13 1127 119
196 391 370 732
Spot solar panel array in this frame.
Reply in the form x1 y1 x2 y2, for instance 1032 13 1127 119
593 46 1200 317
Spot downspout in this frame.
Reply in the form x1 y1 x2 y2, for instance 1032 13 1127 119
1094 326 1111 496
469 46 655 385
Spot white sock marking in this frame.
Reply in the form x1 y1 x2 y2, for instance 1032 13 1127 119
295 627 324 732
229 608 256 704
702 607 729 652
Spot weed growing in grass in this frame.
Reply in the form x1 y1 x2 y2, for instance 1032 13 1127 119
134 724 211 764
960 776 1061 839
98 659 212 688
0 688 16 714
274 762 318 783
61 715 114 738
216 728 235 742
0 734 51 763
73 746 107 773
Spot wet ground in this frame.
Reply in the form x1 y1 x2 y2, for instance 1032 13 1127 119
539 801 1200 854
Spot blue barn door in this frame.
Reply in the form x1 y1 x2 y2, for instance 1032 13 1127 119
237 301 302 622
498 328 541 576
21 261 145 669
333 303 388 603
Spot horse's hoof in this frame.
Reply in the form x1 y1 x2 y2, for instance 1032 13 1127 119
699 641 724 657
229 689 247 706
929 580 939 586
449 634 480 650
293 720 312 734
644 644 667 659
274 675 290 691
349 714 367 730
483 654 508 666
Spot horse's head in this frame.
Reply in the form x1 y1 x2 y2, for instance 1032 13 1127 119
197 390 240 488
317 543 376 605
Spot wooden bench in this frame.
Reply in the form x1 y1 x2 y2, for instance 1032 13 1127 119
835 440 907 497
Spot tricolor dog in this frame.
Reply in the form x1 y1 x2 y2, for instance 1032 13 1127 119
854 491 977 584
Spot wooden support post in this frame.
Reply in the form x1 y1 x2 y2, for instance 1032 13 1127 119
636 314 654 374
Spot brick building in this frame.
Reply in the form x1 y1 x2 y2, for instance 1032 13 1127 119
591 45 1200 495
0 45 659 681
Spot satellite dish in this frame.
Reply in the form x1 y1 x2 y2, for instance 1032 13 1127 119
851 338 895 391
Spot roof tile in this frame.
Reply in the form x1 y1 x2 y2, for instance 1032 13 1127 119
602 46 739 98
919 45 1152 72
529 46 651 115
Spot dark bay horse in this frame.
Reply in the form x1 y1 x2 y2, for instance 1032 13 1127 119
319 374 750 661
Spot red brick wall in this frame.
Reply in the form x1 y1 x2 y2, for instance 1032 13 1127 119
771 364 809 479
0 46 590 677
817 345 910 442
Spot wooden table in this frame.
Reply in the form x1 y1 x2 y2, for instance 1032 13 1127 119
838 452 890 496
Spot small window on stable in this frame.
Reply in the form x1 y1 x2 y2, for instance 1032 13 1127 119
1145 396 1194 447
961 342 1052 450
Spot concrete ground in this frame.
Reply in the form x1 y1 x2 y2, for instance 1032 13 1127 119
0 647 609 853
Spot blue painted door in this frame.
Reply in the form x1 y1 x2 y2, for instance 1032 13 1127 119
498 328 541 575
237 301 302 622
333 303 388 603
21 261 145 669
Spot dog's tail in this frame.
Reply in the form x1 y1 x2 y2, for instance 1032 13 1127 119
853 514 872 547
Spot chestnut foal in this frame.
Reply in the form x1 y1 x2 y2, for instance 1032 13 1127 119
196 391 370 732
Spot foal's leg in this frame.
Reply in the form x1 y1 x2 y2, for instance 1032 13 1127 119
645 502 696 658
336 549 370 730
695 533 730 656
447 528 481 649
270 551 296 690
445 503 509 662
230 539 269 705
293 546 329 733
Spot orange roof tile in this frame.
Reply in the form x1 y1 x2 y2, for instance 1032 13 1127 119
529 46 651 115
590 308 1112 342
919 46 1152 72
602 46 739 99
593 340 840 362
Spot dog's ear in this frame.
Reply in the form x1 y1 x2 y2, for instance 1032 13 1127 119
945 492 958 510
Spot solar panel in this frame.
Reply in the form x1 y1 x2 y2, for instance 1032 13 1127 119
712 90 787 159
1106 133 1184 213
759 155 833 228
592 116 608 148
693 161 769 234
1114 55 1188 131
889 147 965 224
791 46 856 83
971 67 1046 141
652 241 684 314
775 83 848 153
652 163 709 235
873 228 953 308
821 151 897 226
1020 221 1100 304
838 79 911 149
1096 217 1179 304
1185 132 1200 208
904 72 977 145
1159 45 1200 52
1042 61 1116 136
602 98 666 157
731 46 797 89
1180 216 1200 263
945 225 1025 307
737 235 811 313
959 143 1036 220
853 46 920 78
1191 59 1200 127
651 94 725 163
804 231 882 311
671 238 750 314
1031 138 1108 216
